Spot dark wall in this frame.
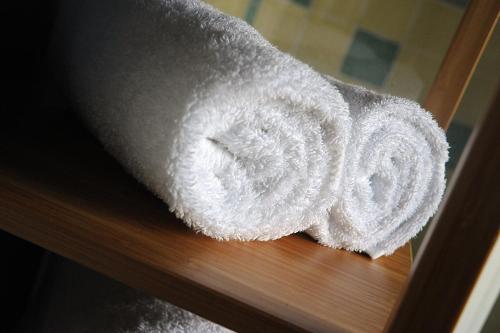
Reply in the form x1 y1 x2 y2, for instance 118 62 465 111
1 1 58 332
0 232 45 333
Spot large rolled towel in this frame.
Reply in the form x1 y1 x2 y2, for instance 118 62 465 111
308 78 449 258
53 0 351 240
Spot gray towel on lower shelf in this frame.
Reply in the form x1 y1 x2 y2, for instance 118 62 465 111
30 256 232 333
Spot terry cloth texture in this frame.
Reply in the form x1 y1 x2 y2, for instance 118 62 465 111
52 0 351 242
52 0 448 258
307 77 448 258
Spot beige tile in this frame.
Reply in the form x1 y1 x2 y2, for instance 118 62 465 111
360 0 418 41
251 0 283 38
310 0 332 12
253 0 308 52
406 0 463 57
384 46 441 102
330 0 365 22
205 0 250 18
312 0 365 25
295 15 354 75
310 0 330 12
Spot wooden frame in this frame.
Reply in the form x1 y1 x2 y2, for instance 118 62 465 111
424 0 499 129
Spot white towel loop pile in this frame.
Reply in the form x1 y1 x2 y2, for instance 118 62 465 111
53 0 448 258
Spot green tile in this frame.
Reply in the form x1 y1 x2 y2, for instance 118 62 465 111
446 120 472 170
245 0 261 25
341 29 399 86
291 0 312 7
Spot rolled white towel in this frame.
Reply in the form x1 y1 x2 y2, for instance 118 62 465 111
308 78 449 258
53 0 351 240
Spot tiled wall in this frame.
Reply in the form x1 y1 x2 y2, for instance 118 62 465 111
205 0 499 174
206 0 465 102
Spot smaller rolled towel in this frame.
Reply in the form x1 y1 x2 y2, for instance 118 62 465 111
308 78 449 258
53 0 351 241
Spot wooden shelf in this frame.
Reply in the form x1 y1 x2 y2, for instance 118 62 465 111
0 113 411 333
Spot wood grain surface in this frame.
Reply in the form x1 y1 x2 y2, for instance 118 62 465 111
0 112 411 333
